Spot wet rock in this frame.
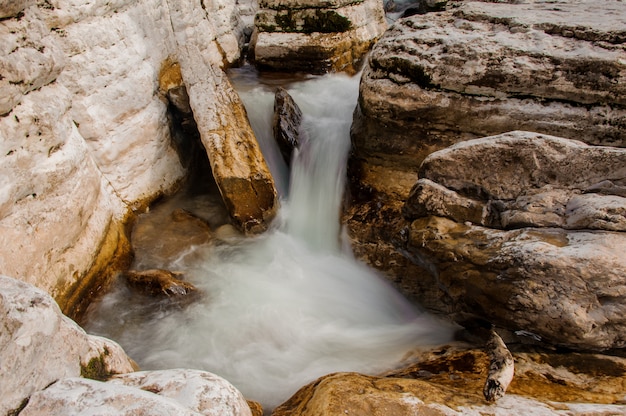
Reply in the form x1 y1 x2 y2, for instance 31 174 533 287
164 35 279 233
123 269 197 297
0 275 135 415
250 0 388 74
273 87 303 165
272 345 626 416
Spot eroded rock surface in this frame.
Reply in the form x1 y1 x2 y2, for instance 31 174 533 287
351 0 626 174
399 132 626 351
250 0 388 73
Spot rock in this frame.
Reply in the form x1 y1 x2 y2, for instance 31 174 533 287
123 269 197 297
273 345 626 416
0 275 135 415
273 87 303 165
131 207 213 267
405 132 626 231
396 132 626 350
110 369 254 416
250 0 388 74
21 375 254 416
351 0 626 175
345 0 626 351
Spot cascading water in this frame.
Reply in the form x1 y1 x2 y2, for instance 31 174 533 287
84 67 455 411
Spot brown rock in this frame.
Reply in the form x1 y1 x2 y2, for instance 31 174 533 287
272 345 626 416
124 269 197 297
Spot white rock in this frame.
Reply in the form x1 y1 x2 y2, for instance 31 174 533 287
20 378 203 416
0 275 135 415
111 369 253 416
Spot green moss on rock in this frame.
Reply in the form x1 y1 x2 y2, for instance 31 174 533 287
81 347 113 381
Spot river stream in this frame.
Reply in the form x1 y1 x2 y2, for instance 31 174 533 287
84 66 455 410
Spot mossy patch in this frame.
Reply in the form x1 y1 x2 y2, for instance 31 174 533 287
81 347 113 381
273 9 352 33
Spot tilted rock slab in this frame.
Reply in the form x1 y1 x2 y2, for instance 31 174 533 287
351 0 626 172
250 0 388 73
164 15 279 233
402 132 626 351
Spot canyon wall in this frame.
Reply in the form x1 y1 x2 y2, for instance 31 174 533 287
0 0 249 315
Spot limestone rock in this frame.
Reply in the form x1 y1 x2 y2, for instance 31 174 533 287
351 0 626 174
111 370 254 416
20 378 202 416
20 372 255 416
397 132 626 350
273 87 303 165
0 275 135 415
250 0 388 74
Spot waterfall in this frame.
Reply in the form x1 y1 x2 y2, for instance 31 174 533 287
84 67 454 411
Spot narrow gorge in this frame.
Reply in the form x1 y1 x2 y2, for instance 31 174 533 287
1 0 626 415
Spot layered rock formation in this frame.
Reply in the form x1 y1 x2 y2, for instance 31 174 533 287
346 0 626 351
351 0 626 172
0 0 276 314
403 132 626 351
250 0 388 73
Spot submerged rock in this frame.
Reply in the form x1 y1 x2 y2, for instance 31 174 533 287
250 0 388 74
123 269 197 297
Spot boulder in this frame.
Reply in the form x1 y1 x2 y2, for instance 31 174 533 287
400 132 626 351
272 345 626 415
344 0 626 349
21 372 253 416
273 87 303 165
250 0 388 74
0 275 135 415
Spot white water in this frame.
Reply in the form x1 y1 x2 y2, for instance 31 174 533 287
85 68 454 411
